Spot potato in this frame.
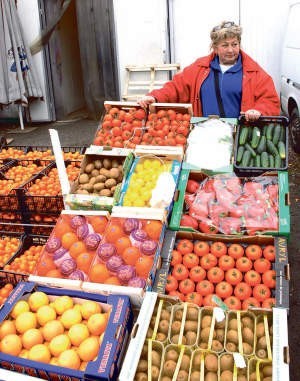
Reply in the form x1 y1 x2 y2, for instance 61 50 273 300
99 189 111 197
84 163 95 173
95 174 107 183
100 168 111 177
94 159 102 169
76 189 89 194
103 158 112 169
79 173 90 184
111 159 120 168
109 167 120 179
91 169 100 177
82 183 94 192
93 183 105 192
105 178 117 189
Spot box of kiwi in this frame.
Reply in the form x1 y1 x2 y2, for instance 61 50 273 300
64 146 134 211
233 115 289 177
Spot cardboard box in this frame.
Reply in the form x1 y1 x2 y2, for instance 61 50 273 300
0 281 133 381
168 169 290 238
154 230 290 310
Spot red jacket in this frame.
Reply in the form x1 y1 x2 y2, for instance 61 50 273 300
149 50 280 117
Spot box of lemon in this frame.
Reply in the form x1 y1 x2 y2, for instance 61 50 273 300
0 281 133 381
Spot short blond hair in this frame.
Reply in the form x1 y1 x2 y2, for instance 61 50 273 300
210 21 242 48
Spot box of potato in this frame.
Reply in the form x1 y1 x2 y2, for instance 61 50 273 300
0 281 133 381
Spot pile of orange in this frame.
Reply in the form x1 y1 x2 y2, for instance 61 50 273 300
0 291 109 370
0 236 21 267
0 283 14 305
4 244 44 275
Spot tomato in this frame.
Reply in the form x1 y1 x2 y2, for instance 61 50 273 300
165 275 178 292
262 297 276 309
196 280 214 296
263 245 276 261
215 281 233 299
262 269 276 288
228 244 244 259
207 267 224 284
172 263 189 281
224 296 242 310
242 297 261 310
175 134 187 145
203 294 219 307
233 282 252 301
200 253 218 270
178 278 195 295
253 258 271 273
180 214 198 230
167 109 176 120
193 241 210 257
176 239 194 255
245 244 263 260
236 256 253 273
168 290 185 302
198 220 218 234
229 205 245 218
171 250 183 266
186 179 200 194
210 241 227 257
182 253 199 269
225 268 243 286
244 270 261 287
209 203 228 225
189 266 206 282
134 109 146 120
218 255 235 271
185 292 203 306
253 284 271 302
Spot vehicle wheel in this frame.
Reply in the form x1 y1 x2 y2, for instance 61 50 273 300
290 107 300 153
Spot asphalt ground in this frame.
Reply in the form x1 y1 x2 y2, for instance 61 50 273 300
0 117 299 380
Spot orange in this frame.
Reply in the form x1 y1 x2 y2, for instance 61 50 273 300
61 232 78 250
80 361 88 371
0 334 22 356
35 256 57 276
144 220 162 240
115 236 131 255
89 215 108 233
0 320 16 339
135 255 154 278
54 218 72 238
77 336 99 362
69 241 87 259
122 246 140 266
60 308 82 329
15 311 37 334
49 334 71 357
68 323 89 346
10 300 30 319
22 328 44 350
76 252 93 273
28 291 49 312
104 276 121 285
104 223 123 243
28 343 51 363
87 313 108 336
53 295 74 315
36 305 57 326
80 301 101 320
89 263 110 283
42 320 64 342
58 349 81 370
45 269 62 278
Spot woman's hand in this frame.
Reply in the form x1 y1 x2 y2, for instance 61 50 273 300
137 95 156 109
244 109 261 121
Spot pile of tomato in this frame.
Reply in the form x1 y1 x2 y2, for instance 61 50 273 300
166 238 276 310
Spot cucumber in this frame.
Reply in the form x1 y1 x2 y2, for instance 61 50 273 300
245 143 257 157
266 140 279 156
266 123 274 140
278 141 286 159
249 158 254 167
272 124 282 145
239 127 249 145
256 135 267 154
241 150 251 167
274 155 282 168
261 151 269 167
279 126 286 142
236 146 245 163
251 126 261 148
269 154 275 168
255 155 261 167
262 124 269 136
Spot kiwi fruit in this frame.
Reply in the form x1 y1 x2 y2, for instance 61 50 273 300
241 316 254 330
136 359 148 372
256 348 267 359
141 343 148 357
237 375 247 381
204 372 218 381
204 353 218 372
215 328 225 342
146 327 153 338
242 342 253 355
177 370 189 381
174 309 183 320
215 319 225 329
262 364 272 377
228 318 238 330
158 319 169 334
249 372 257 381
160 377 172 381
171 320 181 334
200 326 212 342
220 353 234 371
160 309 171 320
151 365 160 381
150 316 157 327
163 360 177 377
180 354 191 371
211 339 223 352
192 352 201 368
242 326 254 344
185 320 198 332
220 370 233 381
190 371 201 381
201 314 212 328
171 334 186 345
199 342 208 349
257 335 267 349
135 372 148 381
155 332 167 342
256 321 265 338
226 342 237 352
165 349 179 362
185 330 197 345
226 329 239 344
151 350 161 367
187 307 199 320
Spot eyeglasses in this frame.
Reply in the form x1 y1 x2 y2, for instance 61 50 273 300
212 21 237 32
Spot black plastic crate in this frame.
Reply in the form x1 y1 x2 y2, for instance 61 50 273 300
22 212 58 235
0 211 24 233
0 234 48 282
233 116 289 177
0 232 24 268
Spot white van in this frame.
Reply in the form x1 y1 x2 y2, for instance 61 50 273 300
280 1 300 153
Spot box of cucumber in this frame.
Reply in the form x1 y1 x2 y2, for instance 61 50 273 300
233 116 289 176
